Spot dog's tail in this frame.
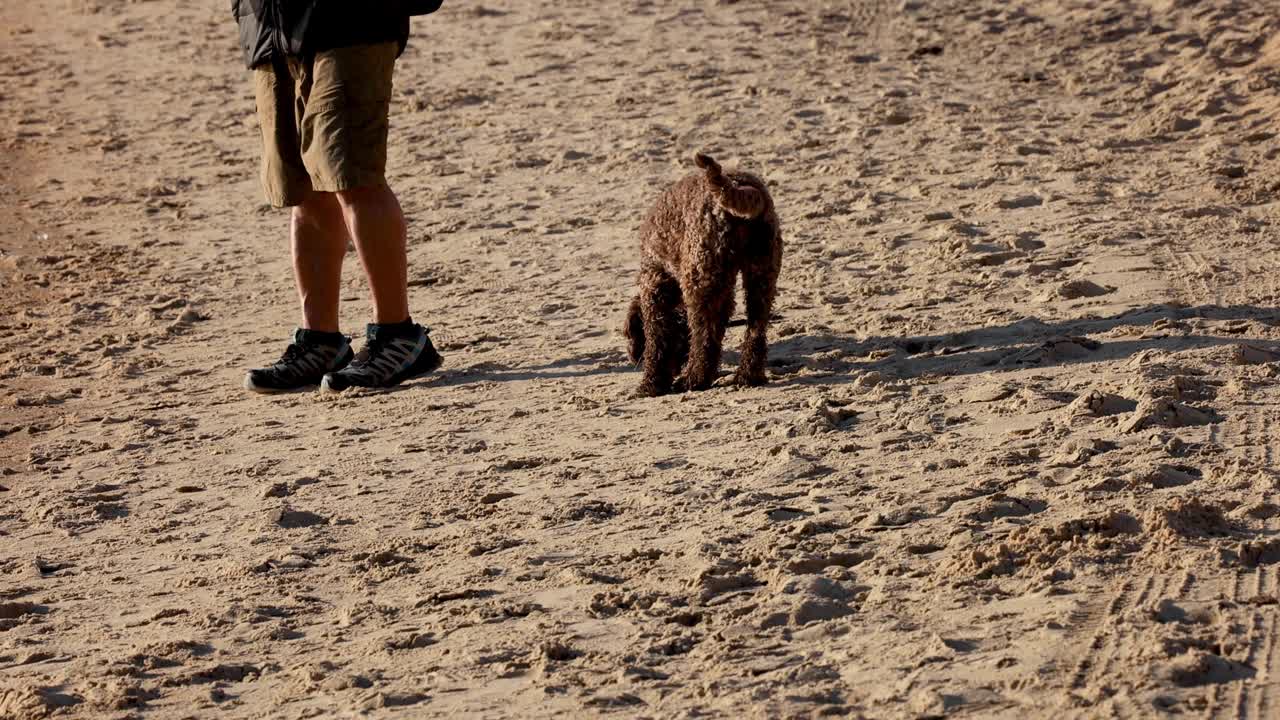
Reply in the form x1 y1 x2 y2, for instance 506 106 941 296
695 152 766 220
623 295 644 365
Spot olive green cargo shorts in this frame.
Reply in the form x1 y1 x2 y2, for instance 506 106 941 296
253 42 397 208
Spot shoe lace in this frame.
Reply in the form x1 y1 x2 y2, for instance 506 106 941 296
351 337 387 369
277 343 306 366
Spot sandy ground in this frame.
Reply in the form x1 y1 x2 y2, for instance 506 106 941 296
4 0 1280 717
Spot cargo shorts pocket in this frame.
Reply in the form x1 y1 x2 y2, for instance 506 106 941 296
298 43 397 193
254 61 316 207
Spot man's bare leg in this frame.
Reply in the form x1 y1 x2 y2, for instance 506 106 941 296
245 190 353 393
317 183 441 392
291 190 349 333
335 184 410 325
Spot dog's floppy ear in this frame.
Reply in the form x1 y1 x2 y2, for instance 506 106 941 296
624 295 645 364
694 152 721 174
696 152 765 219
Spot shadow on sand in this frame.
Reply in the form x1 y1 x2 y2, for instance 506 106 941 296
765 303 1280 385
399 304 1279 391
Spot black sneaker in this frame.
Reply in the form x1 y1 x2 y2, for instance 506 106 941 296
320 322 442 392
244 329 353 393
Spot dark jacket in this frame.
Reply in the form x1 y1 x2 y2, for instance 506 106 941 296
232 1 441 69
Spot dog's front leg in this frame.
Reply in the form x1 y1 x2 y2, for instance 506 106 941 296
635 267 678 397
682 284 732 392
734 250 779 386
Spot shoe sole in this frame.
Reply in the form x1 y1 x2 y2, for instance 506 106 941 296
244 375 319 394
244 345 354 395
321 350 443 393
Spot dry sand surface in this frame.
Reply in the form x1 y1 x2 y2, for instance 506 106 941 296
4 0 1280 717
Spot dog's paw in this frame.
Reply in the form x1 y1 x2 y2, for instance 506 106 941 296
731 370 769 387
631 382 666 399
678 374 718 392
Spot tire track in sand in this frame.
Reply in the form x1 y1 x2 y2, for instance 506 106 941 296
1238 406 1280 720
1217 565 1277 720
1060 573 1165 719
1205 406 1280 719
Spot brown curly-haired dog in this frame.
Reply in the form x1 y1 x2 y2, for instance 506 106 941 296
623 152 782 397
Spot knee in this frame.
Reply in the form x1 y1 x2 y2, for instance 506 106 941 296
334 183 392 210
293 191 339 224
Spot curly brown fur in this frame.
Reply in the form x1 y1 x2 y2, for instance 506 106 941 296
624 293 688 383
623 152 782 397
